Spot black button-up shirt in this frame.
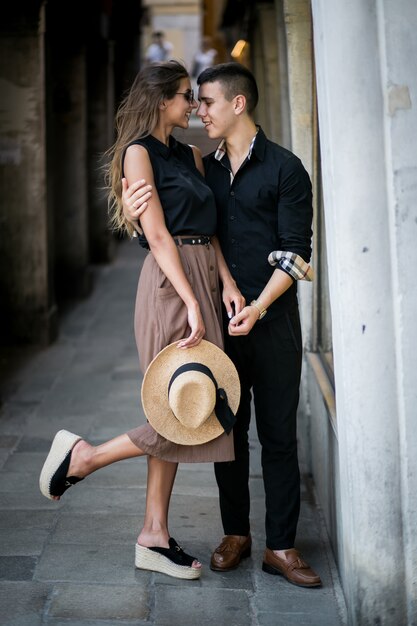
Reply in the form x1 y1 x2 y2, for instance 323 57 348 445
203 127 313 320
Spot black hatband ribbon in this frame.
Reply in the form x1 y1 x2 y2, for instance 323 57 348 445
168 363 236 434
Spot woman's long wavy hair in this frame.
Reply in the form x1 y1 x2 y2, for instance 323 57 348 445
104 60 189 236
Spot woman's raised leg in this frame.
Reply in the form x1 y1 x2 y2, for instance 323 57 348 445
40 432 144 501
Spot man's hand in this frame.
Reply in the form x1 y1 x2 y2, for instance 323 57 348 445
228 305 260 336
122 178 152 225
222 283 246 320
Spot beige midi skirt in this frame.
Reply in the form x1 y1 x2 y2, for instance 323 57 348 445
127 242 235 463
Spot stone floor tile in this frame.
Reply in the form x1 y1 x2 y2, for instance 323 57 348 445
2 452 54 474
50 513 140 546
0 556 37 581
0 435 20 450
34 544 150 586
0 581 49 626
253 586 343 622
0 450 10 469
198 566 254 590
0 471 40 493
0 510 56 530
0 492 63 511
154 586 251 626
16 437 53 453
0 404 32 436
0 529 50 556
55 486 145 515
48 582 149 621
22 415 96 440
44 617 146 626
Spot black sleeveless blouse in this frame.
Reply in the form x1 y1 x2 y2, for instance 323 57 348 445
123 134 217 243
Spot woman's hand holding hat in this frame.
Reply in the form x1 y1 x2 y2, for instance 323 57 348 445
141 339 240 445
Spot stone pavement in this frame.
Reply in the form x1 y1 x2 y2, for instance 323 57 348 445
0 240 347 626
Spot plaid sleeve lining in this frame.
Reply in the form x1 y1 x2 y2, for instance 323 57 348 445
268 250 314 281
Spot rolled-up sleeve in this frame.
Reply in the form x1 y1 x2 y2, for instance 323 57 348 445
268 250 314 281
277 156 313 264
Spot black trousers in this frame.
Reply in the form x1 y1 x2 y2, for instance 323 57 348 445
214 307 302 550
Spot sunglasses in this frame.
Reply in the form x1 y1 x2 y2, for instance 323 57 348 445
176 89 195 104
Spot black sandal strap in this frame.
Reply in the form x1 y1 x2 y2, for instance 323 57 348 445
149 538 197 567
50 450 84 497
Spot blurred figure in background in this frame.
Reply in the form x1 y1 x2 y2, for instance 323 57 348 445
145 31 174 64
191 36 217 79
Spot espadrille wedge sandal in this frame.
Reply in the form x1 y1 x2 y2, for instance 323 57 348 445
135 538 201 579
39 429 84 499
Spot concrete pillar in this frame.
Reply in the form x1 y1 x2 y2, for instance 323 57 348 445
311 0 414 623
47 31 91 298
252 1 291 148
282 0 314 336
282 0 315 462
253 4 282 142
0 3 57 344
377 2 417 622
275 1 292 150
283 0 313 175
87 14 116 263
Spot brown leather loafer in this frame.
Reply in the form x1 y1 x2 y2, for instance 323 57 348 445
210 534 252 572
262 548 322 588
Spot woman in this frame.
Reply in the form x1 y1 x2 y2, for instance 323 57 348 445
39 60 244 579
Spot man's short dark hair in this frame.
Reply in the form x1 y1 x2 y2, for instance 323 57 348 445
197 62 259 114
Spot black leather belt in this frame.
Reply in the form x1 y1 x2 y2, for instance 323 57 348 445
173 236 211 246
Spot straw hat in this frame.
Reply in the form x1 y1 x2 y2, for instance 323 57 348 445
141 340 241 445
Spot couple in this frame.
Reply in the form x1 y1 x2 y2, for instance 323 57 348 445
39 60 321 588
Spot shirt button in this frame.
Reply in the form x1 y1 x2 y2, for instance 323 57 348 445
230 191 235 196
230 215 235 220
231 238 236 244
209 265 214 271
231 263 237 269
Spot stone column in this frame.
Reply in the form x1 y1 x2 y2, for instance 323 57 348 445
311 0 413 623
282 0 315 460
378 2 417 622
0 3 57 344
87 13 116 263
253 3 282 142
47 31 91 298
282 0 314 338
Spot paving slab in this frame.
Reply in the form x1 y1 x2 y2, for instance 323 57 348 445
0 451 9 470
45 621 148 626
0 556 38 581
154 587 252 626
34 544 149 586
50 513 140 546
0 528 50 556
0 435 20 450
48 582 149 621
254 588 344 626
0 581 49 626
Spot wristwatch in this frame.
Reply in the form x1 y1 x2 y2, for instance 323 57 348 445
250 299 267 319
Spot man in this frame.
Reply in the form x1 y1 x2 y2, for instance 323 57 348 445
197 63 320 588
122 62 321 588
145 31 174 64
